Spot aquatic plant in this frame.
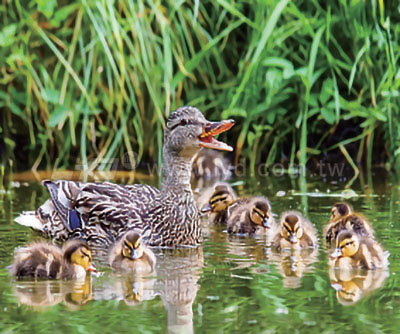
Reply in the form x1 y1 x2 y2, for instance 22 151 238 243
1 0 398 173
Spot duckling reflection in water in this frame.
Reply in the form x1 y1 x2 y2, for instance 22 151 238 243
198 183 237 225
329 265 389 305
270 248 318 289
329 230 389 270
109 230 156 274
13 277 93 311
324 202 375 247
272 211 318 250
9 240 96 280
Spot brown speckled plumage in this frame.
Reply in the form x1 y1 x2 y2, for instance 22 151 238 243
16 107 234 248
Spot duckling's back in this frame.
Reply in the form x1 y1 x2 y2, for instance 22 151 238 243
10 242 63 279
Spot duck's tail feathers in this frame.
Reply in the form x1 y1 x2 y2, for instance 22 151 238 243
14 211 43 231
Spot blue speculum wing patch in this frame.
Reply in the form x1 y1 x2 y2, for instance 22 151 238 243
69 210 81 230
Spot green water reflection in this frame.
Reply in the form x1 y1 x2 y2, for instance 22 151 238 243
1 172 400 333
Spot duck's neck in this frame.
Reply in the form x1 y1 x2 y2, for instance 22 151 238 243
161 149 194 194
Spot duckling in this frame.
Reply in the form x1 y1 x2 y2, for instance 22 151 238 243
199 183 237 224
329 230 389 270
330 202 353 220
192 149 231 180
324 202 374 246
10 240 96 280
109 230 156 274
226 197 274 235
272 211 318 250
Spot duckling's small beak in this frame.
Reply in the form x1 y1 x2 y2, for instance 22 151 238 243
289 234 298 244
131 249 141 260
331 283 343 291
330 248 342 259
201 203 212 213
262 217 270 229
87 264 97 273
199 119 235 151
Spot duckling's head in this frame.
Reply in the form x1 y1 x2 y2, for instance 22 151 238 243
330 231 360 259
201 184 235 213
250 199 272 229
64 240 96 272
121 231 145 260
330 202 353 221
164 107 235 158
280 212 304 245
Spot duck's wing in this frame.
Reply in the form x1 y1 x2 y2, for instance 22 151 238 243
16 180 159 245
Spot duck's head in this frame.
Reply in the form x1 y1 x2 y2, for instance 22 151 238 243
121 231 145 260
201 184 236 213
330 231 360 259
281 212 304 245
64 240 96 273
330 202 353 221
249 198 272 229
164 106 235 158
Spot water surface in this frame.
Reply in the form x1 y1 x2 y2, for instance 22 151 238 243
1 171 400 333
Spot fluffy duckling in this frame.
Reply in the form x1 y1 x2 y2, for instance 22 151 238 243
10 240 96 280
272 211 318 250
226 197 274 235
324 202 374 246
192 149 231 180
200 183 237 224
329 230 389 270
109 231 156 274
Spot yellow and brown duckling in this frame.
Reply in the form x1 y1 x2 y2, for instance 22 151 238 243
329 230 389 270
324 202 374 246
272 211 318 250
226 197 275 235
109 231 156 274
200 183 237 224
9 240 96 280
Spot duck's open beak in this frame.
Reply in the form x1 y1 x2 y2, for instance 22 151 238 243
199 119 235 151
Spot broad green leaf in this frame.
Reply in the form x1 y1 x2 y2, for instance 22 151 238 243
321 108 335 124
0 24 17 47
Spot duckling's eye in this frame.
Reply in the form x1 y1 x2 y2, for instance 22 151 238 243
124 241 133 251
253 210 264 218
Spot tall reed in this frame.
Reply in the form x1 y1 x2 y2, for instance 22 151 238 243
1 0 398 173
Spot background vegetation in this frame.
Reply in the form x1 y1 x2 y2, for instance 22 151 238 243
1 0 399 174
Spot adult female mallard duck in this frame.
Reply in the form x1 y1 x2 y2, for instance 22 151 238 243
323 202 374 246
9 240 96 280
329 230 389 270
109 230 156 274
15 107 235 247
226 197 274 235
271 211 318 250
199 183 237 224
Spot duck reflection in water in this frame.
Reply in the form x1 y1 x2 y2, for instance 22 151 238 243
156 247 203 334
92 247 203 334
270 248 319 289
329 266 389 305
13 276 93 311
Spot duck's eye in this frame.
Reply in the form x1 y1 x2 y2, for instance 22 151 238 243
180 119 189 126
